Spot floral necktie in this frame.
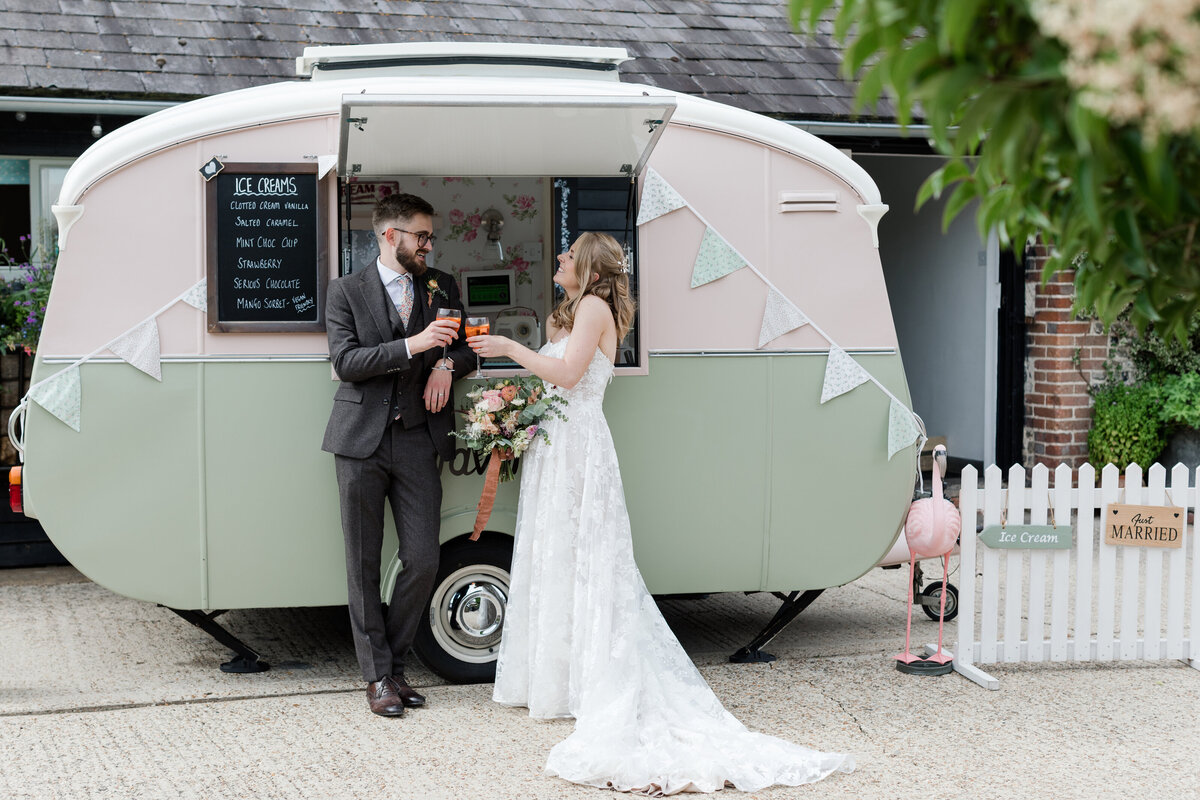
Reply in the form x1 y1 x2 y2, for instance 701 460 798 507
397 273 413 327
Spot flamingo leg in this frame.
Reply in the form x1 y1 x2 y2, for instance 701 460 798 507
894 556 920 664
926 553 954 664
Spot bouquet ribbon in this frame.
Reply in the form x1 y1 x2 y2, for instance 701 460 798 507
470 446 512 541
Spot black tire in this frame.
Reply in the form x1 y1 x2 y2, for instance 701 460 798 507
920 581 959 621
413 533 513 684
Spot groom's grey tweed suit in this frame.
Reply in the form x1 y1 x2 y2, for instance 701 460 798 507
322 263 470 682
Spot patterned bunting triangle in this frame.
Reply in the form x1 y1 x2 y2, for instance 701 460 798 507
758 288 810 348
180 279 207 311
636 168 687 226
109 319 162 381
691 227 746 288
30 366 82 432
820 345 871 403
887 397 923 460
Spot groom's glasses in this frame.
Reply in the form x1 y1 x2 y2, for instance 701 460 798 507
385 227 437 248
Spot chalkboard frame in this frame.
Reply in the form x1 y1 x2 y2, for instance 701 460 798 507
205 162 329 333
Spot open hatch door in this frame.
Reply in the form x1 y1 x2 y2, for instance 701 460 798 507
339 94 677 177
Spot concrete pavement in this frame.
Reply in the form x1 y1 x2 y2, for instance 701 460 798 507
1 563 1197 799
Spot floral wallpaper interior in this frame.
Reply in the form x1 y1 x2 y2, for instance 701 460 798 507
349 176 547 314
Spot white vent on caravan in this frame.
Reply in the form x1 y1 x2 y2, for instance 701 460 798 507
298 43 632 82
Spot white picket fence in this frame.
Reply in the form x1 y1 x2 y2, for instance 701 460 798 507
951 462 1200 689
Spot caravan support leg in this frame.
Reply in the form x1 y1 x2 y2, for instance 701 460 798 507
165 607 270 673
729 589 825 664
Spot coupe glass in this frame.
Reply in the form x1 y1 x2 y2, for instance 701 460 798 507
466 316 490 376
436 307 462 361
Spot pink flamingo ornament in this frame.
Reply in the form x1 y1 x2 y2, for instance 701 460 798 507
895 444 961 670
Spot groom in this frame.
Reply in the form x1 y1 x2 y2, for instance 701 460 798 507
323 193 471 717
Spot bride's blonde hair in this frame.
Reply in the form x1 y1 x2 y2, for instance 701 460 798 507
549 232 636 342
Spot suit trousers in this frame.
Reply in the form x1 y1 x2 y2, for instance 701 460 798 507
335 420 442 683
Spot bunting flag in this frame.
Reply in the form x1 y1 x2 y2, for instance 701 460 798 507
691 227 746 288
30 366 81 432
180 279 207 311
820 345 871 404
636 168 687 226
887 397 923 460
317 154 338 179
758 288 810 348
108 319 162 381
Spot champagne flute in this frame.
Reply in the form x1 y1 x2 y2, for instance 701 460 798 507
436 307 461 362
466 316 490 377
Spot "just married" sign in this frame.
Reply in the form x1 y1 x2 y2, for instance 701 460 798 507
1104 504 1185 548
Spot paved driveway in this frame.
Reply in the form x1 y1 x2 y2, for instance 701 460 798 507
1 563 1196 799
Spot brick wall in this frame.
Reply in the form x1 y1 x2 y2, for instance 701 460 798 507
0 351 31 466
1023 244 1109 467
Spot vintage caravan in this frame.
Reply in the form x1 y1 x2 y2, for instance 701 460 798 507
12 43 919 681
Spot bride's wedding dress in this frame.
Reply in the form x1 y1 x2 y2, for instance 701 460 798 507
492 337 854 795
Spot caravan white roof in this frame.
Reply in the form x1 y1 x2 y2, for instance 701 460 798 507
56 44 881 207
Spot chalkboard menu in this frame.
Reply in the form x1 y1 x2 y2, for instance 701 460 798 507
205 162 328 332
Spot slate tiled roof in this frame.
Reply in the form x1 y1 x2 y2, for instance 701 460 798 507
0 0 883 120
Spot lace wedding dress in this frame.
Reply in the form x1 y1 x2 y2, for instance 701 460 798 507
492 336 854 795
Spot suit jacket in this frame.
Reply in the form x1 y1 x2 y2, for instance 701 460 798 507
322 263 471 461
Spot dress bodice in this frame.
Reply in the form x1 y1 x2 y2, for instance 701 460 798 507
539 335 614 409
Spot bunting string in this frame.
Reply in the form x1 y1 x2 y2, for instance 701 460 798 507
22 278 208 430
640 170 923 460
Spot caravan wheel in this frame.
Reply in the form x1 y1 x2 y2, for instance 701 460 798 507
413 534 513 684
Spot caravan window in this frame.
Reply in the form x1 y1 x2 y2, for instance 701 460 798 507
339 174 642 369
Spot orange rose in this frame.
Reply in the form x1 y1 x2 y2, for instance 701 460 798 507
500 385 518 402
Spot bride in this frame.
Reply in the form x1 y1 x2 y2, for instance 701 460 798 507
467 233 854 795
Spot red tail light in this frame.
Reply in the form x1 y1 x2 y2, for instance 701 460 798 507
8 466 21 514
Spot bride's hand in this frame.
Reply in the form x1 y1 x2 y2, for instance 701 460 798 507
467 334 512 359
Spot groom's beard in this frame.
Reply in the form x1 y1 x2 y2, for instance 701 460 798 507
395 242 429 277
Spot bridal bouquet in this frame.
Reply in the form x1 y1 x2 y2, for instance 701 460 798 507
451 377 567 539
452 376 567 480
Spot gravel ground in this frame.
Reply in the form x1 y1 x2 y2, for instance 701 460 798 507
1 563 1197 799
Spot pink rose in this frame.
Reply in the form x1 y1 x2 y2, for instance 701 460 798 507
517 195 534 209
463 229 477 242
481 390 504 412
449 209 464 225
468 214 481 227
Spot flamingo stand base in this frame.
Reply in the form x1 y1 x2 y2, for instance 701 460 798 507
895 657 954 676
893 555 954 676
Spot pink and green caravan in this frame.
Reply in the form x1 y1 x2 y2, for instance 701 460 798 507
13 43 917 681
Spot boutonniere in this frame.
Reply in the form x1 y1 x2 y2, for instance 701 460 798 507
427 277 449 307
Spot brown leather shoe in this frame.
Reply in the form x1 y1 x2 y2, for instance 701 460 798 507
391 674 426 708
367 677 405 717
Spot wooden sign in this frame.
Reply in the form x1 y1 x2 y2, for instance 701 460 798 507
1104 504 1185 548
206 162 328 332
979 524 1072 550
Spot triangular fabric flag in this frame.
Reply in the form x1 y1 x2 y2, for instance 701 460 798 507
109 319 162 381
636 168 687 226
691 227 746 288
317 154 338 179
180 279 207 311
888 397 923 459
758 288 810 348
820 345 871 403
30 366 81 432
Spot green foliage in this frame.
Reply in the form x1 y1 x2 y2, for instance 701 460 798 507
0 236 55 355
1113 311 1200 381
789 0 1200 341
1087 382 1167 468
1157 373 1200 430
